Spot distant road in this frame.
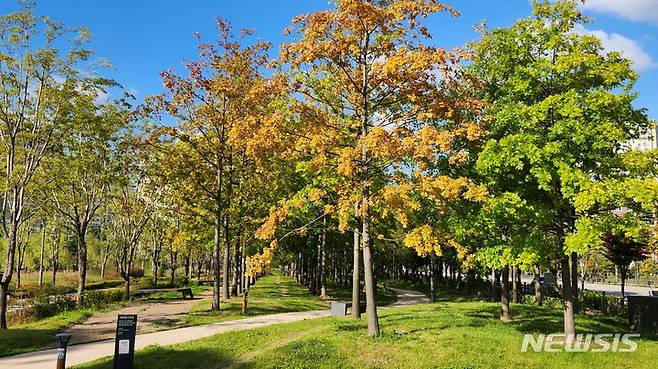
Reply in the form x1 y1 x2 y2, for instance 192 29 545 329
520 276 654 297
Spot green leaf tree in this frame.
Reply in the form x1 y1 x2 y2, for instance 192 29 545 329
471 0 652 337
0 4 97 327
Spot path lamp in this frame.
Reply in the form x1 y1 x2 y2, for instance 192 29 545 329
55 333 73 369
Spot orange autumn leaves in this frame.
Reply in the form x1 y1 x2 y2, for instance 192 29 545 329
245 0 489 275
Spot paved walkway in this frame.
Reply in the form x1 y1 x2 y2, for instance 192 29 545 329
520 276 654 297
0 287 429 369
0 310 331 369
386 287 430 307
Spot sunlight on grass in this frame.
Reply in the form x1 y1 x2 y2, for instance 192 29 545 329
74 300 658 369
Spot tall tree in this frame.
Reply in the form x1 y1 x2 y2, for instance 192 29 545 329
567 149 658 304
471 0 651 337
145 19 276 310
0 5 93 328
274 0 484 336
112 173 151 299
44 94 127 306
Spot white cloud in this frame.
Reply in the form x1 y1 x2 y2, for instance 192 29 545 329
574 24 655 71
581 0 658 24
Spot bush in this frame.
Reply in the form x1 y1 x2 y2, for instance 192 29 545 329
579 290 607 311
87 280 124 291
520 289 626 317
129 268 144 278
520 294 564 309
30 294 76 319
83 288 125 308
12 285 75 299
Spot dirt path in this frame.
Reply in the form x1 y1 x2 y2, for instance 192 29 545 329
68 289 213 345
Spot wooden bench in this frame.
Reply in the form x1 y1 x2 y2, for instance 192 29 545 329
131 287 194 300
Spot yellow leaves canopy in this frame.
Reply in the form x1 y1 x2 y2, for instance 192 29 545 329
403 225 443 257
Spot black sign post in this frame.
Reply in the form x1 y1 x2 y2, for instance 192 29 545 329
113 314 137 369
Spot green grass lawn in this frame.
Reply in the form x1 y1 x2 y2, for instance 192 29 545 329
75 296 658 369
0 309 93 357
1 273 330 357
181 273 397 326
181 274 330 326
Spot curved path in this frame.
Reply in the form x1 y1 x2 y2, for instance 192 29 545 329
0 288 429 369
386 287 430 307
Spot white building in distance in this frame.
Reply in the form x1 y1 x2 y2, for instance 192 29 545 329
627 123 658 152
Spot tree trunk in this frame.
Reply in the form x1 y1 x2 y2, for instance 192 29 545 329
169 250 177 287
184 252 191 281
534 264 543 306
222 214 230 300
500 265 511 321
231 228 241 296
52 234 58 286
580 258 585 291
124 277 131 300
16 250 22 289
77 232 88 307
100 253 107 280
0 281 9 330
620 268 627 307
38 222 46 287
560 255 576 339
16 238 28 289
511 266 519 303
0 226 16 328
212 148 223 310
429 257 436 303
351 203 361 319
213 208 221 310
242 253 247 293
571 252 579 313
319 217 327 298
362 198 380 336
152 239 160 288
492 269 501 302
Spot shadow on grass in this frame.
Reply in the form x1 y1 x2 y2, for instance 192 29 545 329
0 328 61 357
460 302 657 339
78 344 244 369
241 338 341 369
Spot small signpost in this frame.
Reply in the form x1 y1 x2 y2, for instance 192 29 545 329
113 314 137 369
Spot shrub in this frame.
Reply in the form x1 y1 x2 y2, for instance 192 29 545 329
129 268 144 278
83 288 125 308
520 289 626 317
86 280 124 291
30 294 76 319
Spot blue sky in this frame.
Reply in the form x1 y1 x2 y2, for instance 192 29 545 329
2 1 657 119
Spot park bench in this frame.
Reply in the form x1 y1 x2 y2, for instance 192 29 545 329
131 287 194 300
330 300 367 316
